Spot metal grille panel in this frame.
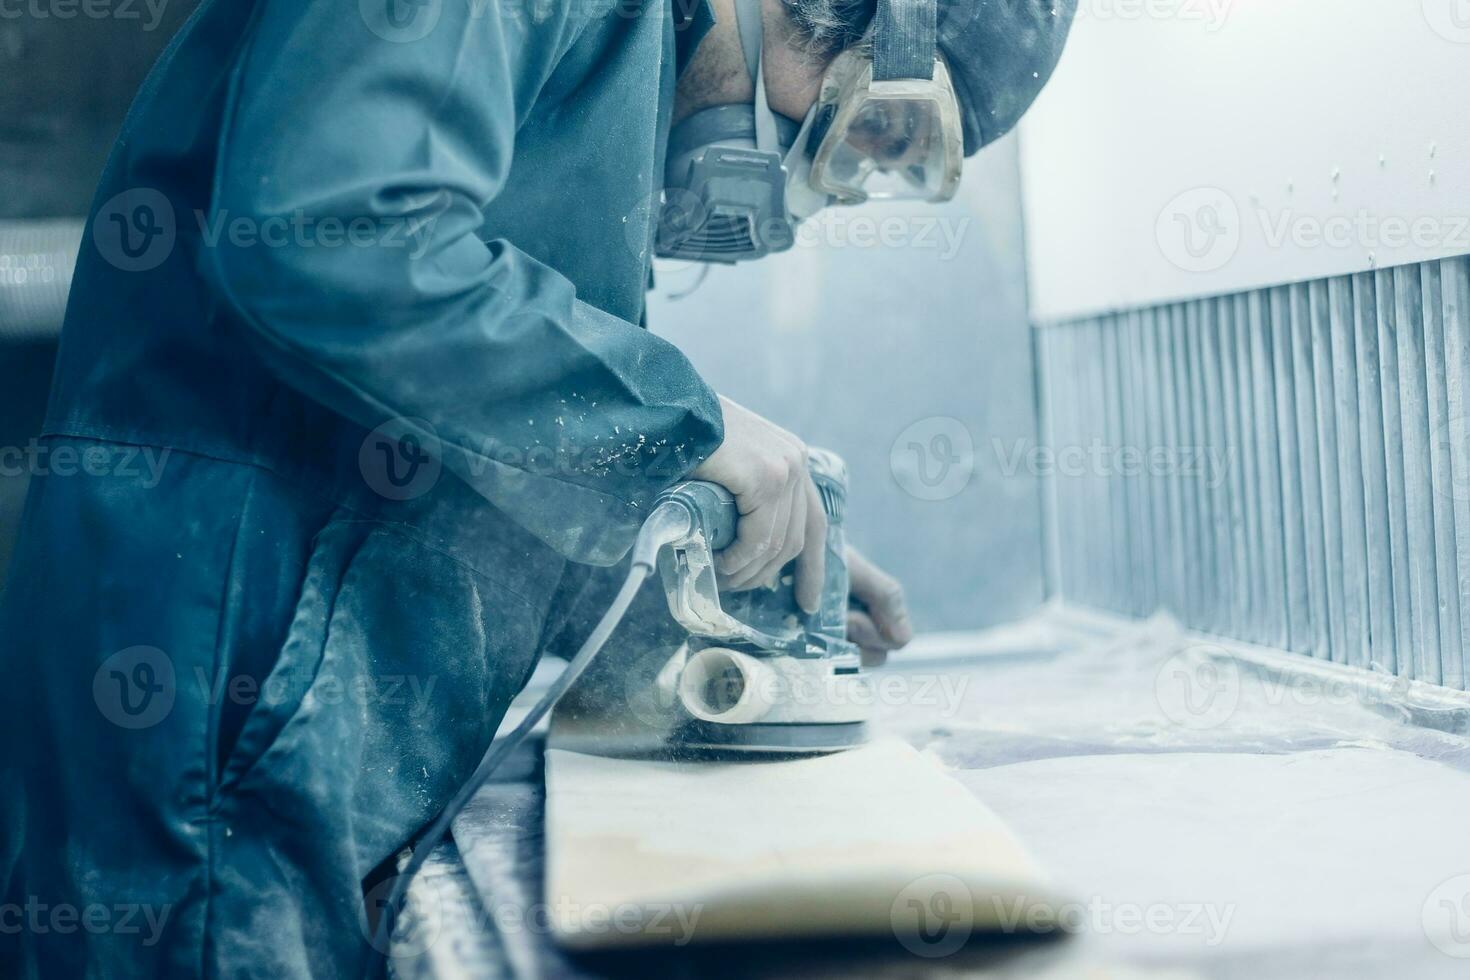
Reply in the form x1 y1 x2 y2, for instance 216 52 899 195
1036 257 1470 689
0 219 81 340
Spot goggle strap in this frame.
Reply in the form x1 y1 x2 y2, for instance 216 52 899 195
871 0 937 82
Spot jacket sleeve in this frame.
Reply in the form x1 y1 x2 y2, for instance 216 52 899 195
205 0 724 565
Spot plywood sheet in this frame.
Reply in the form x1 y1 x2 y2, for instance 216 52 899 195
544 737 1068 950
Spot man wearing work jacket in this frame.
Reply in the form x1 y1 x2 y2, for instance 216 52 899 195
0 0 1074 974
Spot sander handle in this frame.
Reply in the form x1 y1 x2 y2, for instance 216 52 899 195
654 480 740 551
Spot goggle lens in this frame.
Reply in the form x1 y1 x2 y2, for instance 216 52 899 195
821 96 950 200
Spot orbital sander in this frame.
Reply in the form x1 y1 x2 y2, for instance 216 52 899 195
652 448 871 754
366 450 871 970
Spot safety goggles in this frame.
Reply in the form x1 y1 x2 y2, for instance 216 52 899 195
806 49 964 205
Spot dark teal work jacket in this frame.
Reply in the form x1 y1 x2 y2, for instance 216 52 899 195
0 0 721 975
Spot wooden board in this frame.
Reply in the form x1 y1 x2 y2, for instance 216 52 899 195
544 737 1071 951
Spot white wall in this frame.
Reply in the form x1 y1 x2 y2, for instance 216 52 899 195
1020 0 1470 322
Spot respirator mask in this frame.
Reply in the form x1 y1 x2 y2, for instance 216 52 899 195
657 0 963 264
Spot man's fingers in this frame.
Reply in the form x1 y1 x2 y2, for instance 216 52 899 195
847 609 890 668
768 477 810 585
794 478 827 614
847 608 884 647
736 477 802 592
720 469 795 589
714 496 779 582
849 549 913 646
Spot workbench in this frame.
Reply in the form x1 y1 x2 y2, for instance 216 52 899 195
388 608 1470 980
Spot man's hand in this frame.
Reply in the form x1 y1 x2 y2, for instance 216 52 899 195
692 396 827 613
846 546 913 667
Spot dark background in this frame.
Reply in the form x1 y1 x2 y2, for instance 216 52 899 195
0 6 199 584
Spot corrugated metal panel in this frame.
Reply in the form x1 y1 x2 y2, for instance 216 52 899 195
0 220 80 340
1037 256 1470 690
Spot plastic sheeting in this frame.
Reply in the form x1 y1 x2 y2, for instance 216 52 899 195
879 613 1470 978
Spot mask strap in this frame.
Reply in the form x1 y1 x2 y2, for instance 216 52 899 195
734 0 762 81
872 0 937 81
735 0 781 153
